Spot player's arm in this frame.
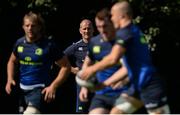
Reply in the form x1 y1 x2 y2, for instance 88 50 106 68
80 44 126 80
82 56 93 70
78 56 93 101
64 43 80 74
70 67 80 74
92 44 125 72
6 52 18 94
103 65 129 90
51 55 71 89
42 55 71 102
79 87 89 102
103 65 128 86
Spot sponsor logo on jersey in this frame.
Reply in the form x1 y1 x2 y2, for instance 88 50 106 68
117 39 124 45
35 48 43 55
93 46 100 53
78 47 83 51
25 56 32 61
17 46 24 53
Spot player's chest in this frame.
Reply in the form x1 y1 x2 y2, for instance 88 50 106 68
74 46 87 58
91 42 113 60
16 44 50 62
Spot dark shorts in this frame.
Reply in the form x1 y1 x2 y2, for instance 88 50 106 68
89 94 119 111
76 84 94 113
22 87 44 111
140 74 168 110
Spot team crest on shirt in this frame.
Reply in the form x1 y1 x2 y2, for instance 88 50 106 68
35 48 43 55
25 56 31 61
93 46 100 53
78 47 83 51
117 39 124 45
17 46 24 53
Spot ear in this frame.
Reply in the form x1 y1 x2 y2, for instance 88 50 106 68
22 25 25 30
79 28 82 34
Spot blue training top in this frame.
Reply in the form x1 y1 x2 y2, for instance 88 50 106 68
64 39 88 69
13 36 64 89
88 34 129 96
115 23 156 91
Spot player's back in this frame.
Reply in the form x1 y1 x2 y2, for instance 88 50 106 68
116 23 156 90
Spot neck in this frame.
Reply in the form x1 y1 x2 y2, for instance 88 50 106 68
120 19 131 29
82 38 89 43
26 34 42 43
102 35 115 42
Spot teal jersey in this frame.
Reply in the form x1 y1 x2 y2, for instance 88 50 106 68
13 36 63 87
88 34 128 96
115 23 156 91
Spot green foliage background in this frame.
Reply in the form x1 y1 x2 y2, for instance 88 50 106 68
2 0 179 51
0 0 180 113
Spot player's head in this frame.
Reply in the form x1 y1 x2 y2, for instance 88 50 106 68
95 8 115 41
79 19 94 43
111 0 133 29
23 11 45 40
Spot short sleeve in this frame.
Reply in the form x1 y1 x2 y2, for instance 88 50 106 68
63 43 75 57
49 39 64 61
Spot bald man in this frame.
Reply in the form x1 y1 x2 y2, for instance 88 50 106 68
64 19 94 113
80 1 170 114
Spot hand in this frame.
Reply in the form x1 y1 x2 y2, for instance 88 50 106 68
71 67 79 74
41 85 56 103
80 66 95 80
110 77 129 89
79 87 88 102
5 80 16 94
110 81 124 89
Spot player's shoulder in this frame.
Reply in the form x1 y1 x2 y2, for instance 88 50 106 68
116 23 135 41
90 34 101 43
16 36 26 43
43 35 59 45
71 39 86 49
73 39 83 45
45 35 55 42
14 36 27 47
39 36 59 49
